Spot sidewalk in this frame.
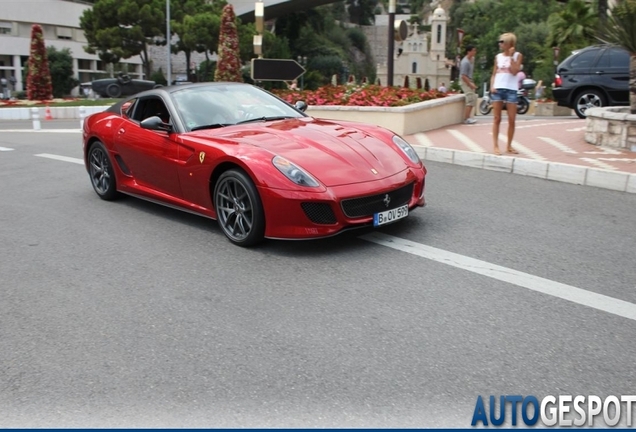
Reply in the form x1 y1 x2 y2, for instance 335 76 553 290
404 116 636 194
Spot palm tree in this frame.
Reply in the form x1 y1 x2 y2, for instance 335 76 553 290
547 0 598 49
597 0 636 114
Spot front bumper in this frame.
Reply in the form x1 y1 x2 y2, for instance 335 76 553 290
258 167 426 239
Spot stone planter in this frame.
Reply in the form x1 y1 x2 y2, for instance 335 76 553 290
306 94 465 136
534 101 573 116
585 107 636 150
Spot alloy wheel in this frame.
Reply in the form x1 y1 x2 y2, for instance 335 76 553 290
89 146 111 195
216 177 255 242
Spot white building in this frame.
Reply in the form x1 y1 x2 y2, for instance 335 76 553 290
376 6 451 89
0 0 143 94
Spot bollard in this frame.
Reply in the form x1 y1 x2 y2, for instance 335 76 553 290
31 107 41 130
79 106 86 130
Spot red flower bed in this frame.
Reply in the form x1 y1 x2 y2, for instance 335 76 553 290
272 84 447 107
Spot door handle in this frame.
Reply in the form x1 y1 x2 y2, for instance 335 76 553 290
118 128 125 135
595 71 604 75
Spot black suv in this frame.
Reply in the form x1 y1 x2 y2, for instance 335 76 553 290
553 45 629 118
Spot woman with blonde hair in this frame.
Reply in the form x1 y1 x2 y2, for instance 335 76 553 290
490 32 523 155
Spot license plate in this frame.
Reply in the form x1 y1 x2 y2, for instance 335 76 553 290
373 204 408 227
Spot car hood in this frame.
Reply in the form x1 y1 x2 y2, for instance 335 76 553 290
199 118 408 187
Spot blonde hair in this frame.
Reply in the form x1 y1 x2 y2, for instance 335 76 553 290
500 33 517 47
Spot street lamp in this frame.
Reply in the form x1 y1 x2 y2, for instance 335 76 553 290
387 0 396 86
166 0 171 85
254 1 264 58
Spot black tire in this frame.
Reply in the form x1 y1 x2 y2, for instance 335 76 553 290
213 169 265 247
479 99 492 115
574 89 605 119
517 97 529 115
88 141 119 201
106 83 122 98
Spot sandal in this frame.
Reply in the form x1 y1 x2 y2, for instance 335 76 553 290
507 148 519 154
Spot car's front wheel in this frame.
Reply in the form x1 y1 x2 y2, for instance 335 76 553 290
213 169 265 247
574 89 605 119
88 141 119 200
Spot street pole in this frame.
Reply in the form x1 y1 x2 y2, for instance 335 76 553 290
387 0 395 87
166 0 171 85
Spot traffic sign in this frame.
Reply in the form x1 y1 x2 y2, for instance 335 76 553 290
251 58 306 82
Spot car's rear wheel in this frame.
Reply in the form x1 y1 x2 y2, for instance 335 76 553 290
88 141 119 200
574 89 605 119
214 169 265 247
106 83 121 98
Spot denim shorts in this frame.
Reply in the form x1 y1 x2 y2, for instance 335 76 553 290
491 88 518 104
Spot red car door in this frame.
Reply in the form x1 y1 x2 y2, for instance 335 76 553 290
114 117 183 198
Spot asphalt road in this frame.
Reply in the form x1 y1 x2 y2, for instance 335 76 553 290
1 129 635 427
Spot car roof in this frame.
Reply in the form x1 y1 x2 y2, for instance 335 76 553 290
106 82 253 114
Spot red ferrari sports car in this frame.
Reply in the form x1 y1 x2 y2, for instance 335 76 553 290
83 82 427 246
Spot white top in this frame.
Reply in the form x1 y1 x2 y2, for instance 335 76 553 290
493 52 520 90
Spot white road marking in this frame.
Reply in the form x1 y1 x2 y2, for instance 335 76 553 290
516 120 581 130
537 136 578 154
360 232 636 322
414 133 435 147
579 158 618 170
585 147 622 155
447 129 486 153
597 158 636 163
0 146 15 151
497 134 547 160
566 127 586 132
35 153 84 165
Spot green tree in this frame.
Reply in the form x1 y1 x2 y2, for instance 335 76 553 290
597 0 636 114
80 0 165 78
47 47 79 98
347 0 376 25
215 4 243 82
26 24 52 101
183 12 222 81
171 0 226 80
547 0 598 52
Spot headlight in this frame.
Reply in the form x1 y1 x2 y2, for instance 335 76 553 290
272 156 320 187
393 135 420 164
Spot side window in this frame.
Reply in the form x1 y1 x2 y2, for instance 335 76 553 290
594 51 610 69
609 48 629 69
121 98 137 118
570 49 599 69
130 97 171 124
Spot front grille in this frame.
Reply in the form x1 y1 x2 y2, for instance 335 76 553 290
341 183 414 218
301 202 337 224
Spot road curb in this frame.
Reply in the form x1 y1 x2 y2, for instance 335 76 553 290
417 147 636 194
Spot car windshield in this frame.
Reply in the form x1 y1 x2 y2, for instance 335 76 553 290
171 84 305 131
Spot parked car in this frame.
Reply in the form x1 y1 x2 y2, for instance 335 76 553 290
553 45 630 118
82 82 427 247
88 73 162 98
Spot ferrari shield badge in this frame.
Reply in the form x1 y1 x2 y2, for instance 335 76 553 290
199 152 205 163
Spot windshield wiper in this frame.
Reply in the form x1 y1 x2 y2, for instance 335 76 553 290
190 123 229 131
235 116 296 125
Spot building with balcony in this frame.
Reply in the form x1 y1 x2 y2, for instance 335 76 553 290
0 0 142 95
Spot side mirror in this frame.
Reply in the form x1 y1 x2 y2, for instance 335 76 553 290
295 101 308 112
140 115 172 132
